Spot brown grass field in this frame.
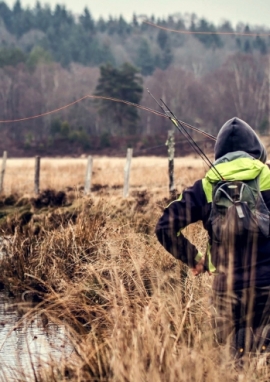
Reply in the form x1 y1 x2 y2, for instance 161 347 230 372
4 155 208 194
0 155 269 381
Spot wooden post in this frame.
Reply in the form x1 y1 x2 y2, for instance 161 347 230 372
166 130 175 195
84 156 93 194
34 156 40 195
0 151 7 193
123 148 133 198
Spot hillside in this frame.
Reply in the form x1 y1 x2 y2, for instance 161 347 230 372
0 2 269 155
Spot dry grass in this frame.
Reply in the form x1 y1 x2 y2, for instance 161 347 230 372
0 156 269 381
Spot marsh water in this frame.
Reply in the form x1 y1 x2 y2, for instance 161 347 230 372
0 292 73 381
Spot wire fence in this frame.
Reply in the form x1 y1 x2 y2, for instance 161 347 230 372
0 143 209 197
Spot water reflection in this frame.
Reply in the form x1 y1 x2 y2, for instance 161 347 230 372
0 292 73 381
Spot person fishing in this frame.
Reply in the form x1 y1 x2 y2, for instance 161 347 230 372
156 117 270 352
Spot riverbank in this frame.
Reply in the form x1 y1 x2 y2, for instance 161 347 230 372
0 157 269 381
0 187 213 380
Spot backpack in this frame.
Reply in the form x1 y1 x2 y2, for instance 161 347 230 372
209 177 270 243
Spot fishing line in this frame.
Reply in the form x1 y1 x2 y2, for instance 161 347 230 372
179 120 216 141
0 89 216 159
146 89 216 141
0 95 167 123
143 20 270 37
160 98 223 180
147 88 219 175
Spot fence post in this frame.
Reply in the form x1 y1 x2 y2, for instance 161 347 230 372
34 156 40 195
123 148 133 198
166 129 175 196
0 151 7 193
84 156 93 194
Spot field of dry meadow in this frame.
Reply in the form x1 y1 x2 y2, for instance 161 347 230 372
3 156 207 195
0 155 269 381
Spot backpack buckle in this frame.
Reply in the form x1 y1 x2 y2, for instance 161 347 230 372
235 203 245 218
227 183 241 202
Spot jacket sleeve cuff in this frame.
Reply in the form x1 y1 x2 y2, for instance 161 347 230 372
195 251 203 263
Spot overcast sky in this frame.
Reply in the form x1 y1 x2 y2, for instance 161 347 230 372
4 0 270 27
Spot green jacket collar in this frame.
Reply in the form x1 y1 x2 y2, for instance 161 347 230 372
205 157 266 183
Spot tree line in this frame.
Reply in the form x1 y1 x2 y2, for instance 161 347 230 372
0 2 269 154
0 1 269 71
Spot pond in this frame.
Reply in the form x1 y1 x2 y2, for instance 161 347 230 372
0 292 73 381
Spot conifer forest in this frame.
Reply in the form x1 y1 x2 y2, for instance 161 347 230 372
0 1 269 155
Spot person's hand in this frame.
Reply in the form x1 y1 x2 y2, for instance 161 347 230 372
191 258 205 276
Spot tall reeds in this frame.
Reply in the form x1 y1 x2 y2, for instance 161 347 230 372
0 157 269 381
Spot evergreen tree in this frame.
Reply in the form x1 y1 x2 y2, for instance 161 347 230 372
79 7 95 32
97 17 106 32
132 14 138 27
33 2 52 33
136 39 155 76
13 0 22 16
253 36 267 54
236 37 242 50
117 15 131 35
0 47 26 67
107 16 117 35
219 21 234 33
11 0 35 37
191 18 223 49
0 2 12 31
95 63 143 134
157 29 168 50
160 45 173 70
244 40 252 53
27 46 52 70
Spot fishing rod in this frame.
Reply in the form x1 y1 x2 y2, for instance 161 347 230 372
161 99 223 180
147 89 223 180
146 89 216 142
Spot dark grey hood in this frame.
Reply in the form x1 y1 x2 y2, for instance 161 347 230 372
214 117 267 163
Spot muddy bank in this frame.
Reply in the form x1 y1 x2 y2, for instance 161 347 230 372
0 187 186 336
0 188 234 382
0 187 175 299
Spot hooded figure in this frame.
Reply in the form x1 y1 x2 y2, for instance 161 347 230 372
156 117 270 350
215 117 267 164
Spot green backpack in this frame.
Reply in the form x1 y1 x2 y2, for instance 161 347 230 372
209 177 270 243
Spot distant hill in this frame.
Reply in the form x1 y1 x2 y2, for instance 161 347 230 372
0 1 269 156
